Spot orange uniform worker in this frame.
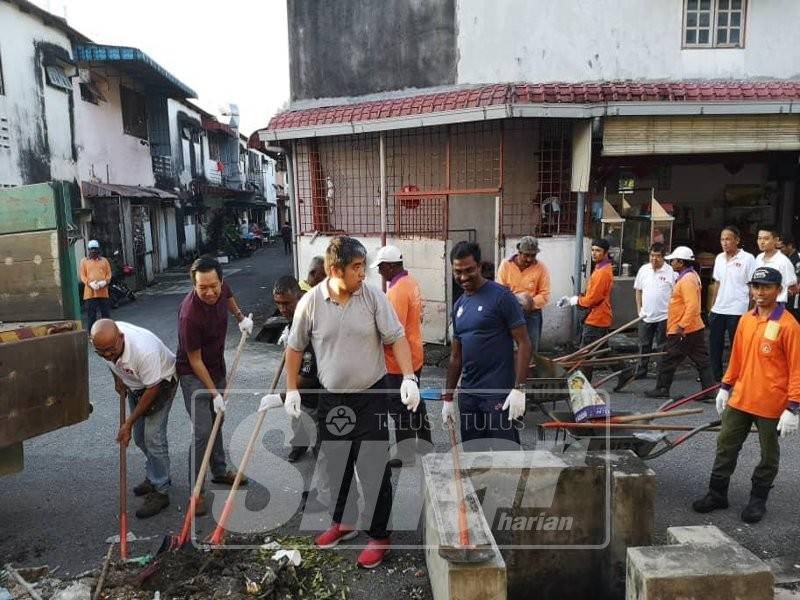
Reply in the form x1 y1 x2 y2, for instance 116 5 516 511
558 238 614 381
497 236 550 352
79 239 113 330
371 245 432 468
646 246 715 398
693 266 800 523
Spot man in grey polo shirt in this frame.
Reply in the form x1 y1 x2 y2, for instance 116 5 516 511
285 236 420 569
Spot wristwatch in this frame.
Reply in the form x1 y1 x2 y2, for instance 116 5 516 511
403 374 419 383
787 403 800 415
515 382 527 392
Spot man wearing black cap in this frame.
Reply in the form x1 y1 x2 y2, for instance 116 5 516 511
693 266 800 523
558 239 614 382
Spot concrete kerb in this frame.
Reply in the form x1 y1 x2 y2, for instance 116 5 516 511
423 450 656 600
626 525 774 600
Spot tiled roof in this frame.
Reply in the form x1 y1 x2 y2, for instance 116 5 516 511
266 81 800 132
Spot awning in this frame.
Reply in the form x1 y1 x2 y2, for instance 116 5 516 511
82 181 177 200
258 81 800 141
202 115 235 137
73 44 196 98
602 114 800 155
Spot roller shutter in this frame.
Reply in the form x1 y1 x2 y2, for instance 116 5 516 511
602 115 800 156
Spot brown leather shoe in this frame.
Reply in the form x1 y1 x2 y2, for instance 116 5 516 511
211 470 248 486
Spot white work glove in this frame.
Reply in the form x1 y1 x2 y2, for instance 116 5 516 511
441 399 456 423
400 377 421 412
212 393 225 414
258 393 283 413
277 326 290 346
557 295 578 308
715 389 730 415
777 409 799 438
284 390 302 418
502 388 526 420
88 281 99 291
238 313 254 335
638 308 650 318
97 280 107 289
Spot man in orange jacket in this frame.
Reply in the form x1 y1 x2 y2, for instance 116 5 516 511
646 246 715 398
79 239 113 331
558 238 614 382
693 266 800 523
372 245 432 468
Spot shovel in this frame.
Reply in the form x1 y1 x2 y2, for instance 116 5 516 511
555 316 644 363
177 329 249 547
118 390 129 560
208 354 286 546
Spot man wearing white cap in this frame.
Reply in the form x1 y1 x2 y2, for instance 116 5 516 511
79 240 113 330
372 245 432 468
646 246 715 398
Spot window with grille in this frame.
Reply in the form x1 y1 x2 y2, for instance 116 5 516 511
120 85 148 139
683 0 745 48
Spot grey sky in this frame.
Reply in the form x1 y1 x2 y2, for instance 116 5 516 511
33 0 290 136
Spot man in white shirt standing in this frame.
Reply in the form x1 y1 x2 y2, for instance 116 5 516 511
708 226 756 381
631 243 677 380
91 319 178 518
755 227 797 305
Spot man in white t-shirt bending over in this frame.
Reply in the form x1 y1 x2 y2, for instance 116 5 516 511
755 227 797 305
91 319 178 519
630 243 677 381
709 226 756 382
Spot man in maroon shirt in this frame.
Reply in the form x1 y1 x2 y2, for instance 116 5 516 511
176 255 253 516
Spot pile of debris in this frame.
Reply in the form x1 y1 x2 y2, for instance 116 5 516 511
2 535 353 600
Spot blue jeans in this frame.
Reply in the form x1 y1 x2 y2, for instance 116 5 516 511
458 393 521 452
128 377 177 493
525 310 543 352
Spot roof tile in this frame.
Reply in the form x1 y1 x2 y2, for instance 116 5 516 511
266 81 800 132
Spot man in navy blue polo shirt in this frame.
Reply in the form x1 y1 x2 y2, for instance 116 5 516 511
443 241 531 450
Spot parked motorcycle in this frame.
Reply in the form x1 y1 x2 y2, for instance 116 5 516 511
109 250 136 309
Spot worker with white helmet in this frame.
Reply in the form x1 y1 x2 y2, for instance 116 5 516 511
79 239 113 330
646 246 716 398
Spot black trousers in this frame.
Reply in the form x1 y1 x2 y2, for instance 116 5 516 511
578 324 609 382
86 297 111 331
708 312 741 381
635 320 667 377
385 371 432 458
656 329 715 392
318 377 393 539
283 238 291 254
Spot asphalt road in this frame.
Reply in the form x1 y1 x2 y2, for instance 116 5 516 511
2 246 799 591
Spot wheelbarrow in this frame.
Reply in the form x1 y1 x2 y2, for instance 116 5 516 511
535 385 726 461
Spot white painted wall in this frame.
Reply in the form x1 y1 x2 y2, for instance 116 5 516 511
74 72 155 187
502 235 592 347
0 3 78 186
297 234 449 343
457 0 800 83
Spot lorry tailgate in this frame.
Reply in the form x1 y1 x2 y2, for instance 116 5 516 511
0 328 90 447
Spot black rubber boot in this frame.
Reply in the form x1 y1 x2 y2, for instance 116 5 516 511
692 476 730 513
741 484 771 523
645 387 670 399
